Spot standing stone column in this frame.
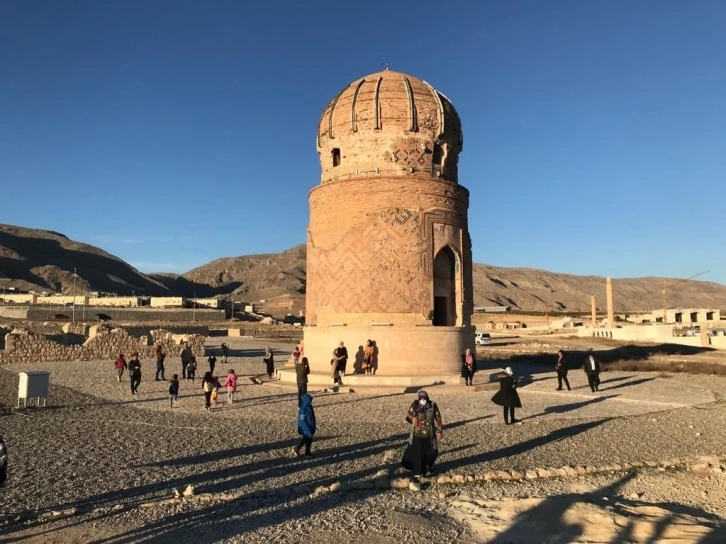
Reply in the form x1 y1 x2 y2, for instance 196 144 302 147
606 277 615 328
590 295 597 326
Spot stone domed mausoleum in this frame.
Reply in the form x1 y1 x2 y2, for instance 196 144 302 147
297 68 475 381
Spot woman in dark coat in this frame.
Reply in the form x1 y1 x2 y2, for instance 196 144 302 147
491 367 522 424
402 390 443 477
461 347 477 386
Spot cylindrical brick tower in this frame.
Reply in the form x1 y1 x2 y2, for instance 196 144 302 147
303 68 475 377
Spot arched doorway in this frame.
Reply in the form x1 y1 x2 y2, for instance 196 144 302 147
433 246 457 326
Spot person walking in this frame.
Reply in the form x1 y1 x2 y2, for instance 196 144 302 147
179 342 192 380
292 345 301 366
202 371 215 411
295 356 310 407
263 347 275 379
187 356 197 382
491 367 521 424
223 369 238 404
114 353 127 382
363 340 374 375
155 344 166 381
292 393 316 457
556 350 571 391
401 390 443 477
584 351 601 392
461 347 477 386
208 352 217 375
169 374 179 407
128 353 142 395
221 343 229 364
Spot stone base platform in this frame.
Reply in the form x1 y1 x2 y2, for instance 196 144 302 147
272 369 502 393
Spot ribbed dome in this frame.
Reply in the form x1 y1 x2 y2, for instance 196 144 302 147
316 69 463 184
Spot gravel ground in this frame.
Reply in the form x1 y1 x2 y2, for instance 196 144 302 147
1 336 725 542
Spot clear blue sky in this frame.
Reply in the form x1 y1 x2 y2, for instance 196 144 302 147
1 1 724 283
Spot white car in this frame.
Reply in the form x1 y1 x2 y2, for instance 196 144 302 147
475 332 491 346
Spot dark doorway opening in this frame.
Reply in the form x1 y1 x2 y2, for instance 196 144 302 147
433 246 456 326
433 297 448 326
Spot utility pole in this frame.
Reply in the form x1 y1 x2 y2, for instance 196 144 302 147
72 268 77 323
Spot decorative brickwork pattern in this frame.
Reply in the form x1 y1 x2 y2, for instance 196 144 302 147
306 176 472 326
308 206 425 320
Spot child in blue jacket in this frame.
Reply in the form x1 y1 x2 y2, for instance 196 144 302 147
292 393 316 457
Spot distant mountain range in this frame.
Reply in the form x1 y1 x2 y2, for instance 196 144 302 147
1 224 724 313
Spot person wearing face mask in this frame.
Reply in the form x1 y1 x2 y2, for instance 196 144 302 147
401 390 443 477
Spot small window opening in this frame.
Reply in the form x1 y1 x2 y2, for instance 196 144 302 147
432 144 444 166
332 148 341 167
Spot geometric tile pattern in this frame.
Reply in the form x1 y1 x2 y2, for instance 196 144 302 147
307 207 425 323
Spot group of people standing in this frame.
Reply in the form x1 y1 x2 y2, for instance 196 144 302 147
112 344 239 410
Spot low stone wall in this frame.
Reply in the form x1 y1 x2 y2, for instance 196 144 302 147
26 307 224 323
0 307 29 319
122 325 210 338
0 326 205 364
228 326 303 342
0 322 64 336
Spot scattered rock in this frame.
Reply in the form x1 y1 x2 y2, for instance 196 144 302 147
183 485 196 497
389 477 411 490
437 475 452 485
525 470 538 480
408 481 421 492
329 481 343 492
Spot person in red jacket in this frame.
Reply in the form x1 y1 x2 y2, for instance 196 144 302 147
114 353 127 382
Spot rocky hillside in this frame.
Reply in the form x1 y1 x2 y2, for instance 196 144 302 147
182 246 726 313
472 265 725 313
177 245 306 301
0 224 168 295
1 224 724 312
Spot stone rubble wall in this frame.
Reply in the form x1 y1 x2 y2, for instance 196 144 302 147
0 325 205 364
0 321 64 336
26 307 224 323
228 326 303 342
